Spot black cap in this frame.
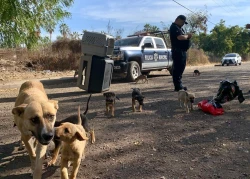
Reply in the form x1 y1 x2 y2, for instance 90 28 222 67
177 15 188 24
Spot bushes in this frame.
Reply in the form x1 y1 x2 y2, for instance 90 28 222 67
27 39 81 71
187 49 210 65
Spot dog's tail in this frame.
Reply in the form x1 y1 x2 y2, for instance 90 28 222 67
78 106 82 125
83 94 92 115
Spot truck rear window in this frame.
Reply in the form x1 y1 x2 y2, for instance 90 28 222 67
115 37 143 47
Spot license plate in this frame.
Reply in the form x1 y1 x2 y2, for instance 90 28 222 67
114 66 121 69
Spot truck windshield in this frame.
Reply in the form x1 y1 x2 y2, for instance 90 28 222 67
115 37 143 47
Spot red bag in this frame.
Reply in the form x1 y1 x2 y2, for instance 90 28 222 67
198 100 224 115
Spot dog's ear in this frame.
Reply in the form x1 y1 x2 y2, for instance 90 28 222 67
49 100 59 110
12 104 28 116
75 130 89 141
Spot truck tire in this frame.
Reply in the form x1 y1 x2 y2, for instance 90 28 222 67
126 61 141 82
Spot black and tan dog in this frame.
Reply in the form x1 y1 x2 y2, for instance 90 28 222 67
103 92 120 117
74 69 78 78
12 80 59 179
47 94 95 166
132 88 145 112
193 69 200 76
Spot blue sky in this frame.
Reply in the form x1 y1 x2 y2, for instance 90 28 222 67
43 0 250 40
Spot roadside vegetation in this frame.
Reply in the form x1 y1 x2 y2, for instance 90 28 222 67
0 2 249 70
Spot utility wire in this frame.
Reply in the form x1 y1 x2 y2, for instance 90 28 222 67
171 0 217 26
211 0 232 15
219 0 241 17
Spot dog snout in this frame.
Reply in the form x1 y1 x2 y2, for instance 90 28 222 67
106 98 114 102
42 132 54 141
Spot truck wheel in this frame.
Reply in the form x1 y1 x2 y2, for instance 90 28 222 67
127 61 141 81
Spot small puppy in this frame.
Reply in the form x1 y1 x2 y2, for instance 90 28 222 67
74 70 78 78
193 69 200 76
103 92 120 117
54 106 88 179
178 90 195 113
132 88 145 112
135 75 148 84
47 94 95 167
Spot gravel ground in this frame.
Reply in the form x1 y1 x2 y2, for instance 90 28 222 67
0 62 250 179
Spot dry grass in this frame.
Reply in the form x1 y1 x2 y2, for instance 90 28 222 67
187 49 210 66
1 43 249 71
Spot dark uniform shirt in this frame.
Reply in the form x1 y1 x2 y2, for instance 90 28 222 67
170 23 190 51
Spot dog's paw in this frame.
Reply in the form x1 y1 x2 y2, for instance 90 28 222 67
47 160 56 167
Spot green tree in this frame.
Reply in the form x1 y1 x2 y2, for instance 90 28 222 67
59 23 70 39
46 25 55 42
0 0 73 48
200 20 250 57
70 32 81 40
185 9 210 34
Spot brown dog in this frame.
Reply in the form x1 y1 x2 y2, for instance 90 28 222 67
103 92 120 117
135 75 148 84
12 80 59 179
54 106 88 179
47 94 95 167
178 90 195 113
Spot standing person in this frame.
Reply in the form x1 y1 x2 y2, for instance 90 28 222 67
170 15 193 91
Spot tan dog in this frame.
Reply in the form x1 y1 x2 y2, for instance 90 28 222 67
47 95 95 167
178 90 195 113
135 75 148 84
12 81 58 179
54 106 88 179
103 92 120 117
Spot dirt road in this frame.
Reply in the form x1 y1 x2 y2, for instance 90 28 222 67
0 63 250 179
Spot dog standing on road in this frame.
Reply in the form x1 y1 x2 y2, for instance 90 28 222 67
12 80 59 179
74 69 78 78
47 94 95 167
193 69 201 76
132 88 145 112
135 75 148 84
103 92 120 117
54 106 88 179
178 90 195 113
